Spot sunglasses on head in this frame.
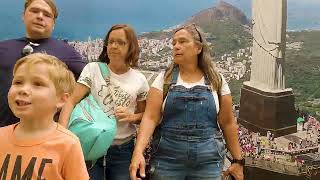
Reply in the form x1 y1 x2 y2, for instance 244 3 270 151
21 42 40 57
183 23 202 43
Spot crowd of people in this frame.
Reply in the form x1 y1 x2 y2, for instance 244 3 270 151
238 117 320 168
0 0 244 180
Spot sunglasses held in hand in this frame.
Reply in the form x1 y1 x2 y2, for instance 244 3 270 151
21 42 40 56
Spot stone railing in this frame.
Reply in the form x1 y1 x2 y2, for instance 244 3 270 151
245 157 302 176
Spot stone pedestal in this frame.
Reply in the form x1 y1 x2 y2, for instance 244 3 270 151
238 83 297 137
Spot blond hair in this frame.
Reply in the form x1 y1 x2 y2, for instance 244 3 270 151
13 53 75 95
164 24 221 92
24 0 58 19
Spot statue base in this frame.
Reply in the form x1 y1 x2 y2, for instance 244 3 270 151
238 82 297 137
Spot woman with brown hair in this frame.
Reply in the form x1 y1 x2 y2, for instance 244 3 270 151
130 24 243 180
59 24 149 180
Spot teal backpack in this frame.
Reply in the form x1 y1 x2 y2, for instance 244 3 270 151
68 62 117 161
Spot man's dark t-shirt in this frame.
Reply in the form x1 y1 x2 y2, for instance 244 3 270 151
0 37 87 127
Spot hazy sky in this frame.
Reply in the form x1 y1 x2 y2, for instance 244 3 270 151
0 0 318 40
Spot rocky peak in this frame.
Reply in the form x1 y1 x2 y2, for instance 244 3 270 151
185 0 249 26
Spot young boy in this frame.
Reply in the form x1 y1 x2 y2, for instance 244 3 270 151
0 53 89 179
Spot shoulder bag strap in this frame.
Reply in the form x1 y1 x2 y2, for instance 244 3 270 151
97 62 117 103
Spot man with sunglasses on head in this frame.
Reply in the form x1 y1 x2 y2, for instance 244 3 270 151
0 0 87 127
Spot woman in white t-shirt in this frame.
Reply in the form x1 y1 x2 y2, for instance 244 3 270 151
130 24 243 180
59 24 149 180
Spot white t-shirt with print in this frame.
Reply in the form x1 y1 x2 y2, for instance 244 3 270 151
78 62 149 145
151 71 231 113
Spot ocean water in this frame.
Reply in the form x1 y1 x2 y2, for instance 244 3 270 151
0 0 319 41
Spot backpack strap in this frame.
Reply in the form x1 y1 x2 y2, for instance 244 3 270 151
163 83 170 101
162 66 179 100
217 73 223 108
204 74 210 85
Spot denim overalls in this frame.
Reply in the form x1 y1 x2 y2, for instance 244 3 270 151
150 67 226 180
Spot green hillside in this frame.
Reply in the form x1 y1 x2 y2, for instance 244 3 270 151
285 30 320 118
201 20 252 57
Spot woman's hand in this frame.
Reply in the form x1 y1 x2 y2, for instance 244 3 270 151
114 106 134 122
223 163 244 180
129 151 146 180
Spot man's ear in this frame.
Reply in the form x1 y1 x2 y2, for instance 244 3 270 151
22 12 25 24
56 93 69 109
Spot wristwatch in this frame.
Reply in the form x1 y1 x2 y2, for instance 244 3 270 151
231 158 245 166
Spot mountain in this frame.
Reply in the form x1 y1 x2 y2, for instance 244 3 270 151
181 1 251 57
140 1 252 56
185 1 249 27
